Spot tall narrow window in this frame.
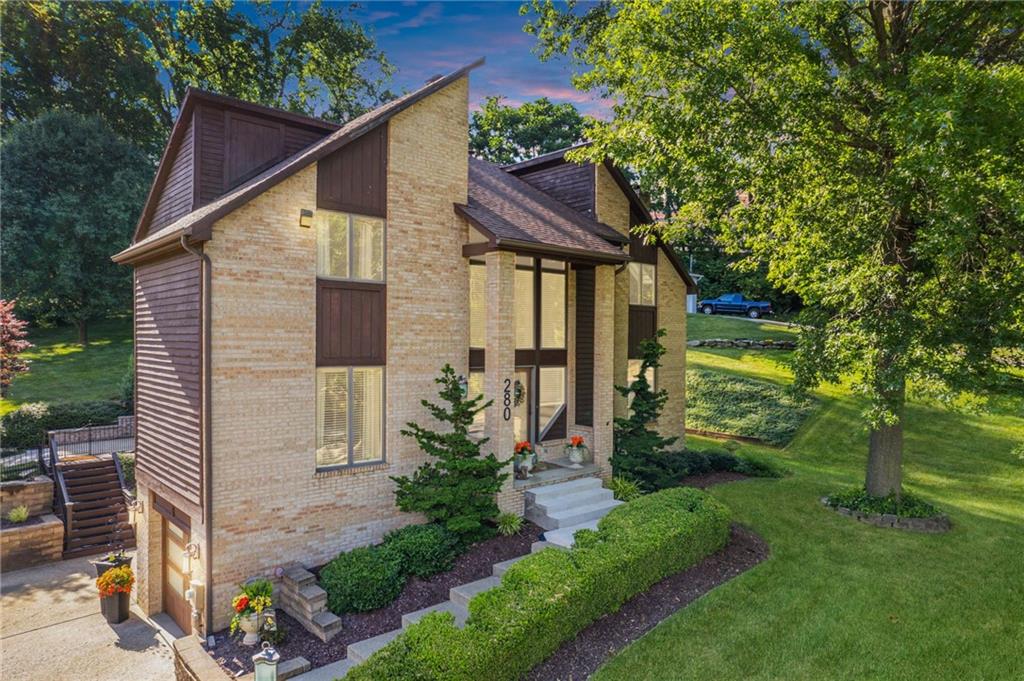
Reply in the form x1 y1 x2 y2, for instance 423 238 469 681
628 262 656 306
316 369 349 467
468 371 486 436
538 366 566 437
316 367 384 468
540 260 566 349
469 262 486 348
515 258 534 349
316 211 384 281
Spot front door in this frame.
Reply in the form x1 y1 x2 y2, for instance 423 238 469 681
162 518 192 634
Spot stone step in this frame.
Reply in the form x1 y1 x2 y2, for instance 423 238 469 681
449 576 500 608
528 486 615 514
291 658 354 681
492 555 526 578
279 657 312 680
298 583 328 608
346 628 402 664
543 519 600 549
539 498 623 529
524 476 603 504
283 566 316 588
311 611 343 642
402 600 469 629
531 540 563 553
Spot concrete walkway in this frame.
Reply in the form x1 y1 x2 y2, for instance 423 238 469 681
1 555 178 681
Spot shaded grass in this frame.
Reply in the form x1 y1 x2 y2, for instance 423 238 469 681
687 313 799 341
0 317 132 416
597 346 1024 681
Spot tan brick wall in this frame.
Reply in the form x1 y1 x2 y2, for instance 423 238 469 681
133 480 166 618
591 264 617 478
0 514 63 570
200 78 470 631
657 249 687 442
0 476 53 518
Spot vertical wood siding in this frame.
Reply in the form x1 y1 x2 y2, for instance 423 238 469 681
316 125 388 217
134 253 202 508
150 118 195 232
513 162 595 217
316 280 387 366
574 266 595 426
628 307 657 359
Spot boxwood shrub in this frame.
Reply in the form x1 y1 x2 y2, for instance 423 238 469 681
346 487 731 681
319 546 405 614
0 400 128 449
381 523 462 578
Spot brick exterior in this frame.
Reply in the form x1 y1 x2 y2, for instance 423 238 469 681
656 248 687 441
0 514 63 571
0 476 53 518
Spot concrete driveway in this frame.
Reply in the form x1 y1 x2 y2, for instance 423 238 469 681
1 555 178 681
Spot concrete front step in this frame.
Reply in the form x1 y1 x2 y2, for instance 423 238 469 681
291 658 354 681
528 497 623 530
402 600 469 629
449 575 500 608
492 555 526 577
528 485 615 514
524 476 603 504
543 519 601 548
531 540 564 553
347 628 403 664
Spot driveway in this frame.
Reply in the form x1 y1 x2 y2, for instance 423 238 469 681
1 555 178 681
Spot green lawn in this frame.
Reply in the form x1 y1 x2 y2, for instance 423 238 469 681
687 313 799 341
597 347 1024 679
1 317 133 416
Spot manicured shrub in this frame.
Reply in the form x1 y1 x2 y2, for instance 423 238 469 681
0 400 127 449
319 546 405 614
346 487 731 681
382 523 462 578
733 452 785 478
606 476 643 501
118 453 136 491
826 487 941 518
685 369 814 445
495 512 523 536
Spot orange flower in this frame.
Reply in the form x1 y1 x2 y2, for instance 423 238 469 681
570 436 584 447
514 441 532 454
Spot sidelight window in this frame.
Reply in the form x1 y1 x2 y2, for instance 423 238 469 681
316 211 385 282
316 367 385 469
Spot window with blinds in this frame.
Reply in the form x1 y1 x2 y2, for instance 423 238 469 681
316 211 385 282
316 367 384 469
468 371 486 435
628 262 656 306
469 262 486 348
514 264 534 349
540 263 566 349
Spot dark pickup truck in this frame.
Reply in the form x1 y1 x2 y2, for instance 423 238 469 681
696 293 772 319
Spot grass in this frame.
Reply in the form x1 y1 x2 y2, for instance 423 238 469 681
0 317 133 416
597 342 1024 680
687 313 799 341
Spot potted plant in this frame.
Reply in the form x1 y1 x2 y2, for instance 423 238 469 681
565 435 588 468
230 579 274 646
514 440 536 479
96 564 134 624
92 548 131 577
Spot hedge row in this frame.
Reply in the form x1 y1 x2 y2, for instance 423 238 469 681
1 401 128 450
345 487 731 681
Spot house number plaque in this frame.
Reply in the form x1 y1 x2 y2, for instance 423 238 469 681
503 378 512 421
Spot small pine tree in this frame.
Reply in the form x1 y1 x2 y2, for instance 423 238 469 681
0 300 33 398
392 365 509 543
612 329 681 490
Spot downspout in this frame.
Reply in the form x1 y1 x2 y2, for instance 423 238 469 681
180 233 214 637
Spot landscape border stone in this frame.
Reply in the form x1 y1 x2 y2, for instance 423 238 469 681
820 497 951 533
687 338 797 350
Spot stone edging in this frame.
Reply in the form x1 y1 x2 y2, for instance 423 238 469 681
687 338 797 350
820 497 951 533
174 634 312 681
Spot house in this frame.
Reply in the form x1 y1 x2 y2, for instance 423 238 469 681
112 58 695 638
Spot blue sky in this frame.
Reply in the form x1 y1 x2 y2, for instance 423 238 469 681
347 1 607 117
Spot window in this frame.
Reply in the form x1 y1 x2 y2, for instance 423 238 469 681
538 366 566 437
628 262 656 306
469 262 486 348
316 211 385 281
515 260 534 349
540 260 566 349
468 371 486 435
316 367 384 468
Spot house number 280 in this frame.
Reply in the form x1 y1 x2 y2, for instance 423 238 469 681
502 378 512 421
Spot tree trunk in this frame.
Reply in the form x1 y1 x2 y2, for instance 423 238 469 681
77 319 88 346
866 384 905 498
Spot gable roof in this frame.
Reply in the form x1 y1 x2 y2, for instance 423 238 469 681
457 156 628 264
506 144 697 292
114 58 485 265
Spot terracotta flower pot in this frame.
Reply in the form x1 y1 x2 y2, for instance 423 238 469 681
100 592 130 624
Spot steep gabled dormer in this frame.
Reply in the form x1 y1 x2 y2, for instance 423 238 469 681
133 90 340 242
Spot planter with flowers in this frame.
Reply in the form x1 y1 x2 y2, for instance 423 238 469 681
565 435 589 468
96 564 134 624
514 441 536 479
230 579 274 646
92 549 132 577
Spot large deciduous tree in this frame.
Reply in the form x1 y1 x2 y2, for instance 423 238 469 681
527 0 1024 497
2 0 395 155
470 95 589 164
1 112 151 344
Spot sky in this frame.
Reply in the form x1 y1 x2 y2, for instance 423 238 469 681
346 1 608 117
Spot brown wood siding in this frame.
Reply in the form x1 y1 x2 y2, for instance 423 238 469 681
150 118 195 232
134 253 202 509
628 306 657 359
224 111 285 189
514 162 595 217
316 279 386 366
574 266 595 426
629 232 658 264
196 104 225 205
317 125 388 217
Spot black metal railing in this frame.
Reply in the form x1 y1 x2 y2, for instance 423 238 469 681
0 448 44 482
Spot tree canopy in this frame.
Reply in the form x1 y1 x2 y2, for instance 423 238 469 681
527 0 1024 496
1 111 151 343
470 95 589 164
2 0 395 155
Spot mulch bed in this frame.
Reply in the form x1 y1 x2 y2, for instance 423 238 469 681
679 470 750 489
0 515 43 531
210 522 542 676
525 524 769 681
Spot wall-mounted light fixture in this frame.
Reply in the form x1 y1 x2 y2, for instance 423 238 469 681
182 542 200 574
299 209 314 228
125 497 144 524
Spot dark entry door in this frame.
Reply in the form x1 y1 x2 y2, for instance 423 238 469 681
162 518 192 634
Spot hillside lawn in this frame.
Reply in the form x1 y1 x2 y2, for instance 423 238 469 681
686 312 800 341
596 331 1024 680
0 317 133 416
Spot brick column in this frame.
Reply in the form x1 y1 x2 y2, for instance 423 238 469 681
133 481 163 616
485 250 521 514
613 264 630 420
593 264 616 479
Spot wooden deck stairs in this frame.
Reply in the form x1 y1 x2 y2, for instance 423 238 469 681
55 457 135 558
